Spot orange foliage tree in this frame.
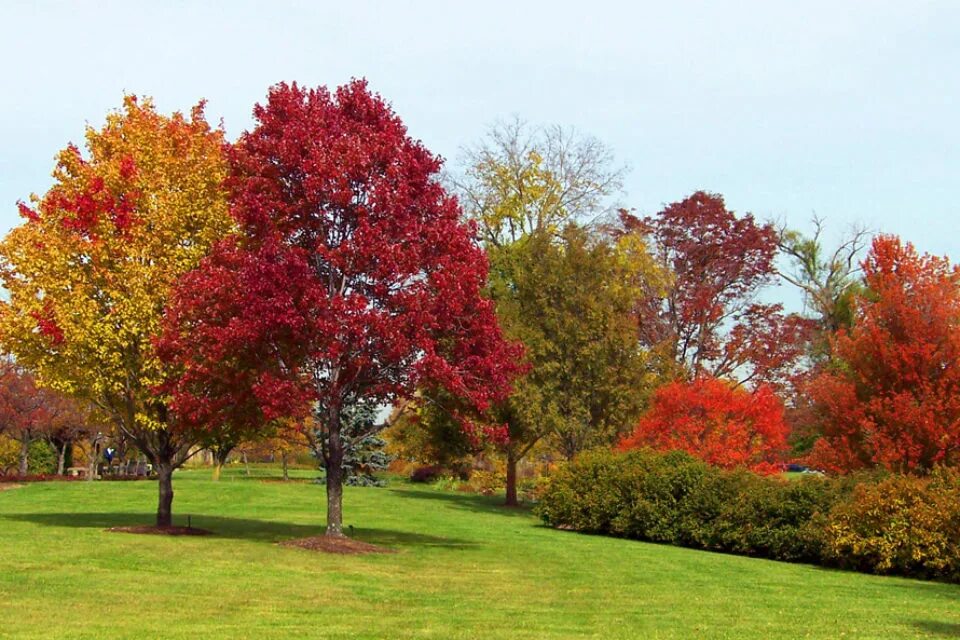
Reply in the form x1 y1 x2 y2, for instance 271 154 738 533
619 376 789 473
808 236 960 473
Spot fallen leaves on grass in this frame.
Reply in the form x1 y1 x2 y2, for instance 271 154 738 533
279 536 395 555
106 525 212 536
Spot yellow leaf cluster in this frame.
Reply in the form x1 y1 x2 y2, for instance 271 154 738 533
473 151 570 245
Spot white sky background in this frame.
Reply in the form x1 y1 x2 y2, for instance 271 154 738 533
1 0 958 315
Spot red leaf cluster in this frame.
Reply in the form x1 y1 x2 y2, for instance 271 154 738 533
623 192 810 390
0 361 84 447
619 376 789 473
29 303 64 346
644 192 778 327
43 158 141 239
808 236 960 473
0 363 50 439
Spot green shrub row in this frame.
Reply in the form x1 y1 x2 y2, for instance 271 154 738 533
535 448 960 582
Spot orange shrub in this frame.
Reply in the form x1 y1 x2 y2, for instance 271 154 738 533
620 377 788 473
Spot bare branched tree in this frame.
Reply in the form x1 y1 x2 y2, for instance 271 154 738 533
451 116 626 247
775 215 873 351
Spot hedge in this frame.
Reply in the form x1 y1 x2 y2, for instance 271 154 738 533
535 448 960 582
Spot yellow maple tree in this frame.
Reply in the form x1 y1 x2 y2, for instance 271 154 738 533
0 95 233 526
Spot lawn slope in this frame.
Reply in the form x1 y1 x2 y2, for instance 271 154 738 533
1 468 958 639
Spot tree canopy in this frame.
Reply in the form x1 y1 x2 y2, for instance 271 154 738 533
809 236 960 473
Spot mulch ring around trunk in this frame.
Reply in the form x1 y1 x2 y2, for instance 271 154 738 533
0 483 24 491
106 525 213 536
279 535 395 555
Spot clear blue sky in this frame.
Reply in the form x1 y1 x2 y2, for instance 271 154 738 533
2 0 957 263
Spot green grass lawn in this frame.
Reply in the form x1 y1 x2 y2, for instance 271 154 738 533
1 468 959 639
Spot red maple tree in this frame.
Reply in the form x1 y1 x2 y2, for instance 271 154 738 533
0 361 48 475
0 360 84 476
621 192 812 390
619 376 789 473
160 80 521 535
808 235 960 473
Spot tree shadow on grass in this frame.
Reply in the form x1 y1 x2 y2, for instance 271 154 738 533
389 486 536 519
1 512 476 550
912 621 960 638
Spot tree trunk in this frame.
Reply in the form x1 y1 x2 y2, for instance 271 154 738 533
505 449 519 507
18 438 29 476
87 441 98 482
242 451 250 476
325 410 345 537
57 443 67 476
282 452 289 481
212 446 231 481
157 463 174 528
131 420 190 528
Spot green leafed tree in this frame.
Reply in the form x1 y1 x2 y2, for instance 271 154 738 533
453 122 669 504
490 225 668 501
311 401 393 487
